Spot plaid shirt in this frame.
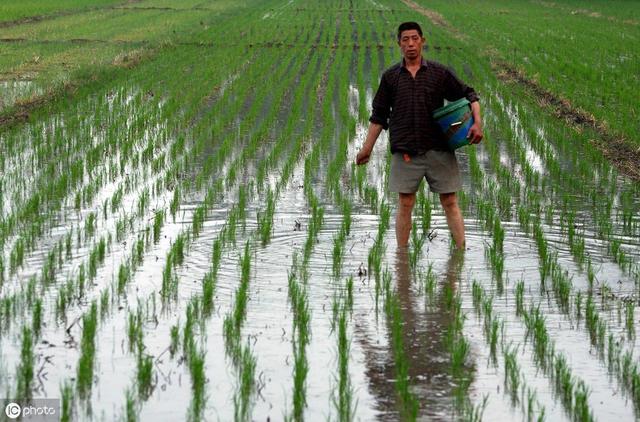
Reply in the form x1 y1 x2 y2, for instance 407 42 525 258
370 58 479 154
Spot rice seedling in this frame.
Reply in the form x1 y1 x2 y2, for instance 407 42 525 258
515 280 524 316
503 344 521 404
333 302 355 422
125 388 138 422
15 326 34 399
76 302 98 396
202 270 216 316
60 381 74 422
233 345 256 422
136 350 154 399
32 297 42 338
167 323 180 358
625 300 635 337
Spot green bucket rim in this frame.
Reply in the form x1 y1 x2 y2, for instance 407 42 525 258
433 98 470 120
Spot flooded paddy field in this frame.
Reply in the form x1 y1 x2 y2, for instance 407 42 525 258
1 0 639 421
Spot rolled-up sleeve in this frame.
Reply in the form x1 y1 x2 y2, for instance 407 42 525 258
444 67 479 103
369 73 392 130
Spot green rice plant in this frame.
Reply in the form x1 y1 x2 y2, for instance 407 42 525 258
485 242 505 281
233 346 255 422
257 189 276 246
76 302 98 396
573 381 593 422
523 305 550 368
503 344 521 404
84 212 96 241
423 263 437 301
136 347 154 399
417 189 432 235
16 326 34 399
170 187 180 222
128 309 143 353
32 297 42 338
333 303 355 422
515 280 524 316
553 354 574 410
169 324 180 358
625 300 635 337
409 221 425 271
489 318 500 361
117 262 131 295
100 289 110 321
202 271 216 316
332 231 346 279
60 381 73 422
125 388 138 422
451 334 471 377
472 280 484 313
153 210 165 244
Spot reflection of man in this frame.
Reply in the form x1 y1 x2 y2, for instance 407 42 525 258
356 21 482 249
354 249 465 418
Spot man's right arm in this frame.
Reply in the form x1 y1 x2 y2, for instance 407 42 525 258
356 122 383 165
356 72 392 165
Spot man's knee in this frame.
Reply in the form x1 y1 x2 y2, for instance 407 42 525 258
439 192 458 210
398 193 416 211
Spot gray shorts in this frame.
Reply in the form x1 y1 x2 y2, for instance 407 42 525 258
389 150 462 194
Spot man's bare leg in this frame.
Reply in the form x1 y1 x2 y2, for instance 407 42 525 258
396 192 416 247
439 192 465 249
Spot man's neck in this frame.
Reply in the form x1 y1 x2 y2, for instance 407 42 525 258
403 56 423 68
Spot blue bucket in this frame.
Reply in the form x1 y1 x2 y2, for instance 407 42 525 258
433 98 474 150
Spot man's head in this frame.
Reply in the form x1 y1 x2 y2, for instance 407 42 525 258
397 22 423 41
397 22 425 61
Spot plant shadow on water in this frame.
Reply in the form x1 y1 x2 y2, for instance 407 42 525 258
356 248 467 420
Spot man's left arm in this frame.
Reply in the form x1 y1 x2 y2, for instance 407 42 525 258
443 68 483 145
467 101 483 144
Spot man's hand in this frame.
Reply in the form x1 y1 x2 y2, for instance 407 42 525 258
356 146 372 165
356 122 383 165
467 122 483 144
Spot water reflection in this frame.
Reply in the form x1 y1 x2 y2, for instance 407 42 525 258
358 249 465 420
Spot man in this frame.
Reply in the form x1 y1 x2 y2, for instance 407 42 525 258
356 21 482 249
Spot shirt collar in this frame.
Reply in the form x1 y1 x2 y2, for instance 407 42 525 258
401 57 428 69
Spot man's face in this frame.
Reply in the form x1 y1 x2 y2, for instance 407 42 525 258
398 29 424 61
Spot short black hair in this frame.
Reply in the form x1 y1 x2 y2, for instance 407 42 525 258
397 22 423 40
